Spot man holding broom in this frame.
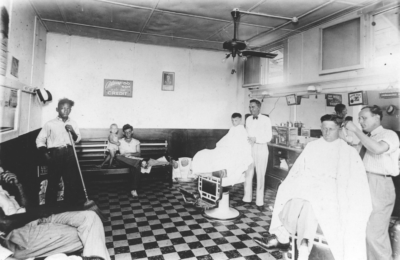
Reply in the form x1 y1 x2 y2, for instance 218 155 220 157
36 98 83 207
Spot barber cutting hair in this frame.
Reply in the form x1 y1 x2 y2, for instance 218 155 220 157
345 105 400 260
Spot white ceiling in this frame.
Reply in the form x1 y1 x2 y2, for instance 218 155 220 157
29 0 389 52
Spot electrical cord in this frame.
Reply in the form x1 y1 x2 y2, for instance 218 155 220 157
268 97 280 115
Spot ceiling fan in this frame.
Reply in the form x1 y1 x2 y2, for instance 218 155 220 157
222 8 278 61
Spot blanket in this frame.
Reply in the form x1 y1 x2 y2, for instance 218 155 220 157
270 138 372 260
192 125 253 186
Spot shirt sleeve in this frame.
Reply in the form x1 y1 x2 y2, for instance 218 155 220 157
255 116 272 144
71 121 81 143
36 123 49 148
381 131 400 154
0 245 13 260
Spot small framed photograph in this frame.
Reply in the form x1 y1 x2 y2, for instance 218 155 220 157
286 94 297 106
348 91 368 106
11 57 19 78
326 94 342 107
162 71 175 91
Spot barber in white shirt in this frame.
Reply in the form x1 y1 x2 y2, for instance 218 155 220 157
239 99 272 211
345 105 400 260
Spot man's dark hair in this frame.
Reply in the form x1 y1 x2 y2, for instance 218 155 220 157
344 116 353 121
320 114 341 126
58 98 74 107
249 99 261 107
231 113 242 119
334 104 346 114
122 124 133 132
362 105 383 121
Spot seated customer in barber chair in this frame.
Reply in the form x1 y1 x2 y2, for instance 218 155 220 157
186 113 253 220
254 114 372 260
192 113 253 186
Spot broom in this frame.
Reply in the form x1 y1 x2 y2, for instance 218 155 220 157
68 131 108 222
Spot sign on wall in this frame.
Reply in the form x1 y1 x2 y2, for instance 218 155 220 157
104 79 133 97
325 94 342 107
379 92 399 99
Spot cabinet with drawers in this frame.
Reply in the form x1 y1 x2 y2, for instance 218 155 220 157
266 143 303 190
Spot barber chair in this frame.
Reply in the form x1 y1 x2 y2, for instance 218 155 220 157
285 226 334 260
179 169 243 221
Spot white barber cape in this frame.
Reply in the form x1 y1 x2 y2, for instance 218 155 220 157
192 125 253 186
270 138 372 260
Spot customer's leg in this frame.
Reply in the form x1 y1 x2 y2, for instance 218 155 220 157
44 211 110 260
278 199 318 244
4 220 83 259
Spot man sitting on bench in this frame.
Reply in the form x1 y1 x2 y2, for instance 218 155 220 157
114 124 142 197
0 166 110 260
254 114 372 260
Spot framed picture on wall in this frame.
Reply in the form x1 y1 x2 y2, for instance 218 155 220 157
162 71 175 91
348 91 368 106
325 94 342 107
286 94 297 106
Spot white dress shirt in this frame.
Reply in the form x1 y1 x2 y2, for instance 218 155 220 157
363 125 400 176
0 245 13 260
246 114 272 144
36 117 81 148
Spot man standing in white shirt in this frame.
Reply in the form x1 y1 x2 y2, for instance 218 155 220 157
345 105 400 260
238 99 272 211
36 98 82 207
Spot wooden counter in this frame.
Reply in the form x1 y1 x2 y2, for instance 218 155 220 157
266 143 303 190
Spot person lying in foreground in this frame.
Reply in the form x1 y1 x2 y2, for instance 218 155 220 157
254 114 372 260
0 168 110 260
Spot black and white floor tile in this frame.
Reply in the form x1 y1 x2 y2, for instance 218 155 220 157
87 178 282 260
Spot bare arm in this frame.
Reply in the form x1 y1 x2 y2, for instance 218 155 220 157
108 134 120 146
345 122 389 155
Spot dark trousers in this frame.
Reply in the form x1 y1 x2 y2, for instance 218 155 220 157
47 146 82 206
116 155 141 190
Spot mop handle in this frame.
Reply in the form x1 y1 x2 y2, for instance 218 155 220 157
68 131 89 202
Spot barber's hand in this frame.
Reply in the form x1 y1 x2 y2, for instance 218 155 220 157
248 137 256 145
344 121 358 132
1 171 19 184
65 124 75 133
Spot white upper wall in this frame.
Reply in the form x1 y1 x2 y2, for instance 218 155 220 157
43 34 246 129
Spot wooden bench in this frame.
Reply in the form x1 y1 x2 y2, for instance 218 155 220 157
75 138 172 187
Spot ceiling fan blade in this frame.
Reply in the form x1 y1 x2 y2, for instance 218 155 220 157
242 51 278 59
231 9 240 41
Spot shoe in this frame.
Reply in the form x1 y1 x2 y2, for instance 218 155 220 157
131 190 138 197
254 235 290 251
257 205 265 211
82 256 105 260
236 201 251 207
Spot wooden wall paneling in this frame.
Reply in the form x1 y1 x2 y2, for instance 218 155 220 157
287 33 303 84
302 28 320 83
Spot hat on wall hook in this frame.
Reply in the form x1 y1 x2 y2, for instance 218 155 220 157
35 88 53 104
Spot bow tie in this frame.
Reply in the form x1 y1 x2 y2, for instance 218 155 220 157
253 116 258 120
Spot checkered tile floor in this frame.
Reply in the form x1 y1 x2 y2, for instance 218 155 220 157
87 178 283 260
